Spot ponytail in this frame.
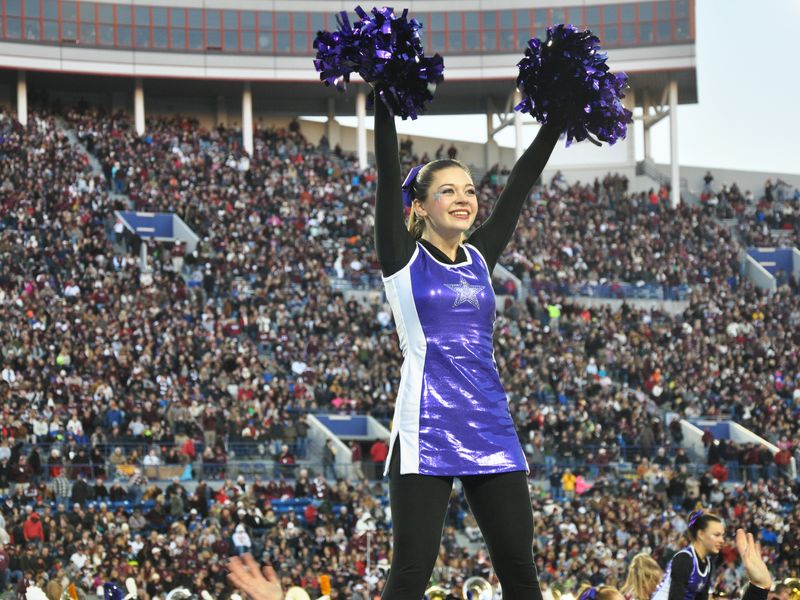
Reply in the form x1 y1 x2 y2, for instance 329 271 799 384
407 208 426 239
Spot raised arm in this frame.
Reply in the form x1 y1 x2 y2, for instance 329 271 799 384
467 120 562 272
373 97 417 277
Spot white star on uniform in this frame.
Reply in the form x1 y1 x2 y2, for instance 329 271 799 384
445 276 485 309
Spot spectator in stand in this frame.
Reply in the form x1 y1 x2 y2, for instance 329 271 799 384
368 439 388 480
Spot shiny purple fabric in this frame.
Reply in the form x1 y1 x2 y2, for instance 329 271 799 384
410 244 527 475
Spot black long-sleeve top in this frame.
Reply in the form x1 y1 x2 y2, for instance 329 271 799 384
666 552 769 600
373 98 562 277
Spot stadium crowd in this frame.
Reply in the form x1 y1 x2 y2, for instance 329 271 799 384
699 172 799 253
1 104 799 598
0 459 797 599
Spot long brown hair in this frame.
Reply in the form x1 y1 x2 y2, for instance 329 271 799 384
406 159 472 240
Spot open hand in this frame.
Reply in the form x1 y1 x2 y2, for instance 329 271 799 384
227 553 283 600
735 528 773 590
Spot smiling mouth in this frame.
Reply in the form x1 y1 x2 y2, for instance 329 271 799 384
449 210 470 218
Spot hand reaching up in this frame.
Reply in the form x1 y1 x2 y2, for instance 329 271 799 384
227 553 284 600
735 528 773 590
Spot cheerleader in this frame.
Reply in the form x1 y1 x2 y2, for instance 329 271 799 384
651 511 725 600
373 83 561 597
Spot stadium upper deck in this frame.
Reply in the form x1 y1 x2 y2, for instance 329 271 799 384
0 0 697 205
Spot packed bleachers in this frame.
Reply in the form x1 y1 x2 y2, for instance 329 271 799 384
1 104 799 599
699 171 800 250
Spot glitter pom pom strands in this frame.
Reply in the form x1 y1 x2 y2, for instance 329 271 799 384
313 6 445 120
515 24 633 146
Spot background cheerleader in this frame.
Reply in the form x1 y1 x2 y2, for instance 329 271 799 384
651 511 725 600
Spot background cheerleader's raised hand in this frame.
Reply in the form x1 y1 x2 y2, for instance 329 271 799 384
227 553 284 600
735 528 773 590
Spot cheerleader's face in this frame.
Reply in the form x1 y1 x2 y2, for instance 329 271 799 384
414 167 478 235
698 521 725 554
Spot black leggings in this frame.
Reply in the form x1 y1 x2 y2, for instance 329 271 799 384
382 443 542 600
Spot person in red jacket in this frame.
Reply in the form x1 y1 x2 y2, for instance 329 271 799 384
369 438 389 480
22 512 44 544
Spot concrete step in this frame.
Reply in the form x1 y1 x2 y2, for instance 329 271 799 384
54 116 105 176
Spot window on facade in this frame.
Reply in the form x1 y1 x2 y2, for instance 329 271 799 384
171 28 185 49
534 8 548 39
5 0 21 17
481 30 496 51
44 20 59 40
43 0 57 19
465 30 479 51
225 30 237 51
24 0 39 16
448 31 461 51
99 25 114 45
241 30 254 50
116 5 131 25
6 18 22 38
117 26 131 46
675 18 690 40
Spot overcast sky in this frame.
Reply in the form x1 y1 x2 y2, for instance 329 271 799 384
333 0 799 175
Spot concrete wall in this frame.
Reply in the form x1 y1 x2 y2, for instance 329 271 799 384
570 296 689 316
652 163 799 197
730 422 796 479
793 248 800 282
543 165 638 189
680 419 706 462
740 249 777 294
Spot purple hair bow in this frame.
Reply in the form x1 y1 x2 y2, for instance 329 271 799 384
688 510 703 527
579 588 598 600
401 163 426 207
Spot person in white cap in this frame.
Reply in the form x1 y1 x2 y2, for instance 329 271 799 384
232 523 252 555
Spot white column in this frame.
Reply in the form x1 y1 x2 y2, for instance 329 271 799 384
668 79 680 208
16 70 27 127
514 90 524 160
624 87 636 166
485 108 495 170
134 77 145 136
140 240 149 271
242 82 254 156
356 88 367 169
642 92 651 161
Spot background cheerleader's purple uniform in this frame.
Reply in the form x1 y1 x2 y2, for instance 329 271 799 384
651 546 712 600
383 242 528 476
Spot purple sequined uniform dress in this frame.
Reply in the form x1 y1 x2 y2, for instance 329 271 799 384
651 546 712 600
382 241 528 476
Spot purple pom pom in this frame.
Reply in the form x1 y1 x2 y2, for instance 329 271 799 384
313 6 445 120
514 24 633 146
103 583 124 600
313 12 360 91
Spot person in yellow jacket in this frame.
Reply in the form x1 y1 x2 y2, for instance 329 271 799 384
546 302 561 333
562 469 577 498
